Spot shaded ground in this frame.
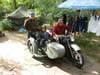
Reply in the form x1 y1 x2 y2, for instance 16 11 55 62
0 32 100 75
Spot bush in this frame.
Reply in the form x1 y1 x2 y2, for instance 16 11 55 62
36 16 46 26
0 7 5 20
0 19 13 31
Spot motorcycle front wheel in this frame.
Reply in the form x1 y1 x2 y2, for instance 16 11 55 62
72 51 84 69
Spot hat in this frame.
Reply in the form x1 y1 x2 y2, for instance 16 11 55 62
29 12 35 16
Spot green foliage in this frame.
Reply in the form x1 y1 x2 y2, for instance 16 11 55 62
75 33 100 62
36 17 46 26
0 7 4 19
0 0 90 26
0 0 13 11
32 0 70 24
17 0 34 8
0 19 13 31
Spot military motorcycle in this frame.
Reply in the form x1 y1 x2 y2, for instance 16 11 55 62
27 30 84 68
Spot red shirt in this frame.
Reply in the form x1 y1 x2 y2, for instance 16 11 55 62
52 24 71 35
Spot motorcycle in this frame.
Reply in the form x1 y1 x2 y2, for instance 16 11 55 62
27 30 84 68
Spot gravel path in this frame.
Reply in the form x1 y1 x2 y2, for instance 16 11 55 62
0 32 100 75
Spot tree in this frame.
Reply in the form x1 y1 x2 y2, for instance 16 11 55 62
13 0 17 9
17 0 34 8
32 0 72 23
0 0 75 23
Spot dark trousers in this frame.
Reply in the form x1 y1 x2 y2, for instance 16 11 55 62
28 31 36 39
39 32 51 47
28 31 51 48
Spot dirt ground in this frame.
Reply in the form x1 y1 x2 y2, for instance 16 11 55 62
0 32 100 75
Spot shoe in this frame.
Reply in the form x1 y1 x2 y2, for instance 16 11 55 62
39 47 46 52
33 53 47 58
38 48 46 55
33 49 47 58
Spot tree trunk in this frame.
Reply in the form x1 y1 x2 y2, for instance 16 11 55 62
13 0 17 9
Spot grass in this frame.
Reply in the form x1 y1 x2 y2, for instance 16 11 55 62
75 32 100 63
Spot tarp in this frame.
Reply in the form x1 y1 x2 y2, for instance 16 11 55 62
58 0 100 10
7 7 34 18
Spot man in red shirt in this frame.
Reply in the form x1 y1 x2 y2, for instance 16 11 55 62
52 19 71 36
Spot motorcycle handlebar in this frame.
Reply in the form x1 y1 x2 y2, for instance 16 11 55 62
57 34 73 38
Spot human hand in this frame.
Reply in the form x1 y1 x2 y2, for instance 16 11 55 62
53 35 59 41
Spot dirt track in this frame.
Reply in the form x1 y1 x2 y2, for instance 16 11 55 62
0 32 100 75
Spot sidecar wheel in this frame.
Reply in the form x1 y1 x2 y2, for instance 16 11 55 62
28 40 46 58
28 40 34 54
73 51 84 69
27 40 30 49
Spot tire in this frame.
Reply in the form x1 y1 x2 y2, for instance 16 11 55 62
72 51 84 69
28 41 37 55
27 40 34 54
27 40 30 49
27 40 46 58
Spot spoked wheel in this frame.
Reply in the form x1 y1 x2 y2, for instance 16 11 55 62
27 40 46 58
27 40 34 54
72 51 84 69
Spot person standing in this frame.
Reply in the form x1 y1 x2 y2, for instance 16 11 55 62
62 14 67 24
24 12 39 39
75 16 82 37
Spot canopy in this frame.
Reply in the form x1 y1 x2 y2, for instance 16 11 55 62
7 7 34 18
58 0 100 10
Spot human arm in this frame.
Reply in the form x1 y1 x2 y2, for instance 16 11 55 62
52 25 58 36
65 24 72 32
24 19 30 31
52 25 59 41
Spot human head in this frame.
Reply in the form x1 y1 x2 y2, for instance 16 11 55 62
63 14 67 18
57 19 63 26
41 26 46 32
29 12 35 19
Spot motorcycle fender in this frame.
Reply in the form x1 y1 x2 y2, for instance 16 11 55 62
28 37 35 44
71 44 80 51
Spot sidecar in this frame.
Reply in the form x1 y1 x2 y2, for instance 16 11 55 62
46 42 65 59
28 36 65 59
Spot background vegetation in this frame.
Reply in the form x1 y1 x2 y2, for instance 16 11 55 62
76 33 100 63
0 0 91 31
